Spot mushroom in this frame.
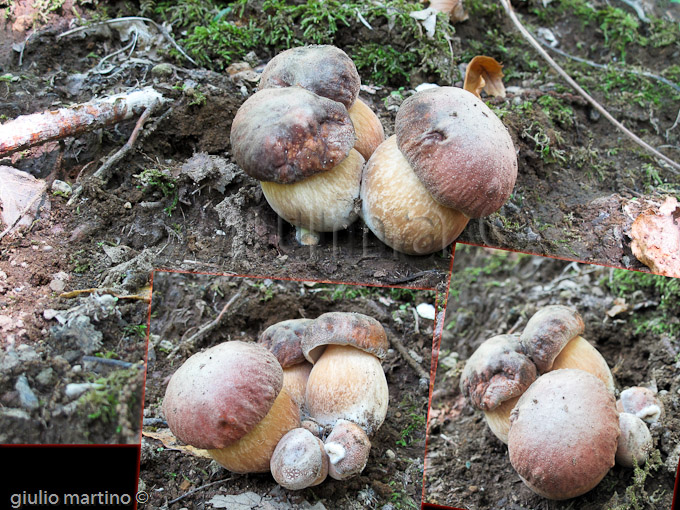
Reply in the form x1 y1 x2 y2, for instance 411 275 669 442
617 386 664 424
508 369 620 500
324 419 372 480
270 427 329 490
231 45 384 245
616 412 653 468
258 318 314 407
520 305 615 393
360 86 517 255
302 312 389 435
459 334 537 444
162 341 300 473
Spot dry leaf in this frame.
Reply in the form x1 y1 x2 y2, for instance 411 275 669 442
630 196 680 277
606 297 628 317
143 429 213 459
430 0 469 22
464 56 506 99
0 166 49 229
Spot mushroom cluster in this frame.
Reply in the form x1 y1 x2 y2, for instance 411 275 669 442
459 305 660 500
162 311 389 491
361 86 517 255
230 45 518 254
230 45 384 245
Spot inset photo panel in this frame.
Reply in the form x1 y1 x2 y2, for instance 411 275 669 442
140 271 442 508
424 245 679 510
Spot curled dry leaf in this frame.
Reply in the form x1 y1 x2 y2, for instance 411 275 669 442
463 56 506 99
429 0 469 22
630 196 680 277
142 429 212 459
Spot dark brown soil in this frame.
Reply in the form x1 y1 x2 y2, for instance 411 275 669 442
140 271 436 509
424 244 680 510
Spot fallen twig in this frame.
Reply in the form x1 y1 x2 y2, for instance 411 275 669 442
59 287 151 302
0 87 166 156
537 38 680 95
167 478 233 505
389 333 430 381
499 0 680 174
58 16 197 66
82 356 138 369
167 291 244 359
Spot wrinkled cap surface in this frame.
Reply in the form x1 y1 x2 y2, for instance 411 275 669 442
259 45 361 109
230 87 355 184
163 341 283 450
302 312 388 363
395 86 517 218
508 369 620 500
520 305 585 374
460 334 537 411
259 318 314 367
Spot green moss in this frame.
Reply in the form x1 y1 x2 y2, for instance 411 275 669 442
604 270 680 338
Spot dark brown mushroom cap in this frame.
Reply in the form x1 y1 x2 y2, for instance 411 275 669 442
508 369 620 500
230 87 355 184
259 319 314 368
520 305 585 374
163 341 283 450
460 334 537 411
302 312 388 363
259 45 361 110
395 86 517 218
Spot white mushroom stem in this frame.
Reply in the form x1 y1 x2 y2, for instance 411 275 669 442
305 344 388 435
261 149 364 245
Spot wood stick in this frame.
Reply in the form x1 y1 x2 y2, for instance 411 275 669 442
0 87 166 156
498 0 680 174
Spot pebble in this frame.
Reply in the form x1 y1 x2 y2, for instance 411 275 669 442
15 375 39 410
385 449 396 459
35 368 54 387
416 303 436 320
65 382 104 399
51 180 72 196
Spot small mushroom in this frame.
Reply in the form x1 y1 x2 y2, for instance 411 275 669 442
162 341 300 473
508 369 620 500
617 386 664 424
258 318 314 407
324 419 371 480
232 45 384 245
459 334 537 444
360 86 517 255
520 305 615 393
616 412 653 468
270 427 329 490
302 312 389 435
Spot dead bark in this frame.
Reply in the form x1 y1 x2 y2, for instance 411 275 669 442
0 87 166 156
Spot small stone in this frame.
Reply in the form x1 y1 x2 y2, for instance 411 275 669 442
35 368 54 387
469 485 479 493
385 449 396 459
49 279 66 293
65 382 104 399
15 375 39 410
416 303 436 320
124 202 132 209
52 180 72 196
43 309 59 320
151 63 174 77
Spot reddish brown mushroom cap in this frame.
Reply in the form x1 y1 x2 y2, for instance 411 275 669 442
301 312 389 363
259 45 361 110
324 419 371 480
395 86 517 218
508 369 620 500
259 318 314 368
230 87 355 184
460 334 537 411
163 341 282 450
520 305 585 374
